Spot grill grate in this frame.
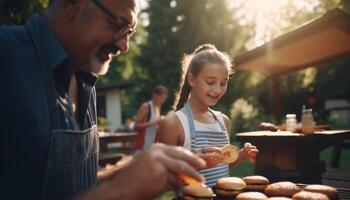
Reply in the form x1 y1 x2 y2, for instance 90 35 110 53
337 187 350 200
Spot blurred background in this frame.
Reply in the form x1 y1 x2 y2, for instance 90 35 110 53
2 0 349 133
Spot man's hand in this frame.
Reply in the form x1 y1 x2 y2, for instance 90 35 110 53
76 144 205 200
92 143 205 200
194 147 223 168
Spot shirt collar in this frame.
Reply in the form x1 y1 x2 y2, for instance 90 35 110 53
26 13 69 72
26 14 98 87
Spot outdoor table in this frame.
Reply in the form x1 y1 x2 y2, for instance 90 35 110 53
98 131 138 152
98 131 138 167
236 130 350 183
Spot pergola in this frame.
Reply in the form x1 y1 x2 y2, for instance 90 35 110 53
235 9 350 121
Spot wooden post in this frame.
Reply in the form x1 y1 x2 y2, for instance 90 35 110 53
268 76 283 123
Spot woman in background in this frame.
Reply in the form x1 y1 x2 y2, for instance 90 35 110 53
134 85 168 152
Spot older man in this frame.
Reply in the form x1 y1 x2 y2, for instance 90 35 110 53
0 0 204 199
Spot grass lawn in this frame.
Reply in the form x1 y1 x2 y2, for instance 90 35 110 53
321 147 350 169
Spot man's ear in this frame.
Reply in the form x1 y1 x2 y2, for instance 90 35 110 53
188 73 195 87
61 0 84 21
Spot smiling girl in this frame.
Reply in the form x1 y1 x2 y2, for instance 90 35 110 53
158 44 258 187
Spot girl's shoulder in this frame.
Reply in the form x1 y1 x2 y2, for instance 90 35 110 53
209 109 231 126
174 109 186 118
158 110 186 146
162 110 183 128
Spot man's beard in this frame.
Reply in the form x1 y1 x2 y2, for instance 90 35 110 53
90 56 111 75
90 43 120 75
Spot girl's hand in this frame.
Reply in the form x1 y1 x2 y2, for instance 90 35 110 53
194 147 223 168
240 143 258 163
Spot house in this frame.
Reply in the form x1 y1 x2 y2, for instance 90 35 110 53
96 81 132 131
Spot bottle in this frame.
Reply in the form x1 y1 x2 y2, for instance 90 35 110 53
286 114 297 132
301 105 315 134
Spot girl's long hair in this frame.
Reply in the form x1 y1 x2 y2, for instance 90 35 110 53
173 44 234 111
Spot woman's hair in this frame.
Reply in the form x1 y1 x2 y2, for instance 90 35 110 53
173 44 234 111
153 84 168 95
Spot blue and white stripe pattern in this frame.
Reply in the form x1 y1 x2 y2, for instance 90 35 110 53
183 104 230 187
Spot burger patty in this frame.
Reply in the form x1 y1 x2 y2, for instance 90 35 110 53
244 184 268 191
182 194 214 200
215 188 241 196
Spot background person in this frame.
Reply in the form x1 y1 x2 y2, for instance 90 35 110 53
134 84 168 152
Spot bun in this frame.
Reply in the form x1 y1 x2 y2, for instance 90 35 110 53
243 176 270 185
221 144 239 164
267 197 292 200
215 177 246 197
236 192 268 200
183 196 213 200
304 184 338 199
182 184 214 199
243 176 270 191
264 182 300 197
216 177 246 190
215 188 240 197
292 191 329 200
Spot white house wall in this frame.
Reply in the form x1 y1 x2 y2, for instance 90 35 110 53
106 90 122 131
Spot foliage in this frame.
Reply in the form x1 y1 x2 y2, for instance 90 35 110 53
230 98 275 137
135 0 251 115
0 0 48 25
329 114 350 129
227 0 350 128
97 117 110 131
314 57 350 102
1 0 349 128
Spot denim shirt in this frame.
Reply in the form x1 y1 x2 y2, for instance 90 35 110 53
0 14 98 199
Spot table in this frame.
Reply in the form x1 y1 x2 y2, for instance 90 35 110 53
98 132 138 167
98 131 138 152
236 130 350 183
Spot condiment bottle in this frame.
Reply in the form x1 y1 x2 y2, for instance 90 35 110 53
286 114 297 132
301 105 315 134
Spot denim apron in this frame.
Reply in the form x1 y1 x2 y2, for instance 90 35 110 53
183 104 230 187
27 20 99 200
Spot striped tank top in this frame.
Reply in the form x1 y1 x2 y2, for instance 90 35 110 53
179 104 230 187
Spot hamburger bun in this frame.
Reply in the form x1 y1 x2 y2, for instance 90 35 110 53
182 184 214 200
243 175 270 191
215 177 246 197
236 192 268 200
304 184 338 199
267 197 292 200
264 182 300 197
292 191 329 200
221 144 239 164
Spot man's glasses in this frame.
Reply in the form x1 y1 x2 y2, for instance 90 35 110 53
91 0 136 40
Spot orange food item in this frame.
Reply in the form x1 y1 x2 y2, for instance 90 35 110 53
179 174 202 185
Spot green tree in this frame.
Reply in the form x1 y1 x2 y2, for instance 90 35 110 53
136 0 250 114
228 0 350 127
0 0 48 25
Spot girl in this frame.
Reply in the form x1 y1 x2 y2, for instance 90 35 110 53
158 44 258 187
